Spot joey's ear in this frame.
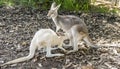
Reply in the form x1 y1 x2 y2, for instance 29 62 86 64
51 2 56 9
54 4 61 10
56 32 65 36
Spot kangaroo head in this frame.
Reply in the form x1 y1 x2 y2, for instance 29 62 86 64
47 2 61 19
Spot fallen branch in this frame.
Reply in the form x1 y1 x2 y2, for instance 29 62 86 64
97 44 120 48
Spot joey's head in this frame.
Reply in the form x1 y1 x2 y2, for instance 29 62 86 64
57 32 68 41
47 2 61 19
58 36 68 41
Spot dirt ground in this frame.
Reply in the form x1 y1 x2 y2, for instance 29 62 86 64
0 7 120 69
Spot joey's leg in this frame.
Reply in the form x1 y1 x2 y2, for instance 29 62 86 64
51 47 66 51
50 44 67 52
46 43 64 57
51 47 58 50
50 45 67 52
46 44 53 57
58 43 67 52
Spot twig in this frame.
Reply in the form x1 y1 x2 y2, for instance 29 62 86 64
97 44 120 48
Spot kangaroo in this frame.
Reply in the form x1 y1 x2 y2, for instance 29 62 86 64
47 2 97 53
1 29 67 66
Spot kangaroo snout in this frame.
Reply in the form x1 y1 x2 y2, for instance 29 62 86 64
47 11 53 19
47 14 51 19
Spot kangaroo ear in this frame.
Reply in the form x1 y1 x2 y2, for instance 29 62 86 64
51 2 56 9
54 4 61 10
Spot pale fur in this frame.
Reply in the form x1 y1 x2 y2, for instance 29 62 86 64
1 29 67 66
47 2 97 53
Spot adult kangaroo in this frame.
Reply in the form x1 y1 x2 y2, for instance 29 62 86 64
47 2 97 53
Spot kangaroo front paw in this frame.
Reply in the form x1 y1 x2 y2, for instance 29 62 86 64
66 50 77 54
46 54 64 57
56 54 64 57
63 50 68 53
46 55 53 57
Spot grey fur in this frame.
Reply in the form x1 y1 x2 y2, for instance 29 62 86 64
47 2 96 53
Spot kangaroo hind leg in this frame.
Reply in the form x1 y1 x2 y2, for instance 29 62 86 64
67 30 82 54
46 41 64 57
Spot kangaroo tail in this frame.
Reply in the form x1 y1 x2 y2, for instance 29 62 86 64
83 36 100 49
1 44 37 66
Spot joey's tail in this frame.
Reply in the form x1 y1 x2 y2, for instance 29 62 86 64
1 44 37 66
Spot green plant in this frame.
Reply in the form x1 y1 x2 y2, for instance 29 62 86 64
54 0 90 12
0 0 119 14
0 0 14 7
63 0 74 10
